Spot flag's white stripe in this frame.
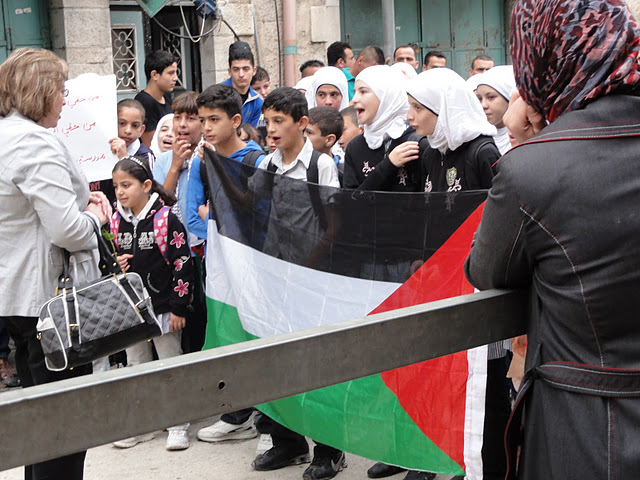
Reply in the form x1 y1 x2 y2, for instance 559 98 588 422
206 221 400 338
463 345 488 480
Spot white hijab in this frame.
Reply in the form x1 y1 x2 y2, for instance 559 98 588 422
295 76 314 94
305 67 350 111
391 62 418 81
356 65 409 150
407 68 496 153
475 66 516 155
475 65 516 102
150 113 174 158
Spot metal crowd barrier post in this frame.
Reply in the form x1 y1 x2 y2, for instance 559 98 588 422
0 289 527 470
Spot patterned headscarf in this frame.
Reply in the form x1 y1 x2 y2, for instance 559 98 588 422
511 0 640 123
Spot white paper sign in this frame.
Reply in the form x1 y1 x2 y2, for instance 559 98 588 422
53 73 118 182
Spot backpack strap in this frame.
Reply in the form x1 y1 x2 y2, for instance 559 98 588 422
307 150 327 231
242 150 263 168
153 206 171 265
306 150 321 184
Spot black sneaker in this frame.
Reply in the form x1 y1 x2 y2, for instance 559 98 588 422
403 470 436 480
303 451 347 480
367 463 406 478
252 445 311 471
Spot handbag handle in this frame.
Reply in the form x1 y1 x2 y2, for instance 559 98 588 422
93 222 124 277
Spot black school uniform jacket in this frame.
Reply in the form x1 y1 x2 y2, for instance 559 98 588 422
110 194 194 317
343 127 423 192
421 135 499 192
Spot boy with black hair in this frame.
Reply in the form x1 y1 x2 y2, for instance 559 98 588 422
326 41 354 69
152 92 207 356
220 41 264 127
338 106 363 152
249 88 344 480
189 84 265 443
186 84 265 241
91 98 156 208
299 59 325 78
135 50 178 147
306 106 344 166
251 66 271 99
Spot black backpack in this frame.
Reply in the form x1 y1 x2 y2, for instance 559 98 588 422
265 150 327 230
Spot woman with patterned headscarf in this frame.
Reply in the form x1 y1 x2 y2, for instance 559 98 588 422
465 1 640 478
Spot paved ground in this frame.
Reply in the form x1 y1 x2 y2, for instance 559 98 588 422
0 402 457 480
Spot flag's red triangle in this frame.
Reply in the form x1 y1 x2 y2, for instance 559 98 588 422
370 202 486 470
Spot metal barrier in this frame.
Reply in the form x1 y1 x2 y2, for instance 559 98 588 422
0 289 527 471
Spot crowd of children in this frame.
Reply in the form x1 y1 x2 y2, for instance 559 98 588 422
33 37 519 480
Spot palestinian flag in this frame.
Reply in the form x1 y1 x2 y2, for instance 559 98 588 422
201 149 488 477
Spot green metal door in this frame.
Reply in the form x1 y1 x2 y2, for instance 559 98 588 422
0 0 50 62
0 5 7 62
340 0 505 76
340 0 421 56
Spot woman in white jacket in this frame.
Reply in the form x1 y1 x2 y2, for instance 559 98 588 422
0 48 109 480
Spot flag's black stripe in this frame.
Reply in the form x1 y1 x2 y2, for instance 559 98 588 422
203 148 487 283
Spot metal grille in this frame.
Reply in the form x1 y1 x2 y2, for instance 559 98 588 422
160 26 187 90
111 25 138 92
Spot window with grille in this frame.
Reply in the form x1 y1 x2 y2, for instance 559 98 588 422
111 25 138 92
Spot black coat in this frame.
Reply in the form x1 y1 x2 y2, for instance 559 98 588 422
465 95 640 479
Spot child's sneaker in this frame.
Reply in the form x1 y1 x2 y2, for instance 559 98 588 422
112 433 155 449
166 428 190 451
197 417 258 442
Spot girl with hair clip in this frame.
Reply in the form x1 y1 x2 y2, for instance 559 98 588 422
406 68 499 193
110 156 195 451
344 64 423 193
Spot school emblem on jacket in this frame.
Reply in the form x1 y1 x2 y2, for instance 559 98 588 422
362 161 375 176
446 167 458 187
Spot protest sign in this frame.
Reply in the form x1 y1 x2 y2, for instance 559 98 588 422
54 74 118 182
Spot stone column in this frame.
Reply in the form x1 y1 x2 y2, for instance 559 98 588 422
50 0 113 77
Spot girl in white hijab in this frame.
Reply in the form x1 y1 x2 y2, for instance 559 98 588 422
474 65 517 155
150 113 174 161
305 66 350 111
343 65 424 192
406 68 499 192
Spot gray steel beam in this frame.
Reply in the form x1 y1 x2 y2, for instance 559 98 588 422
381 0 396 60
0 289 526 470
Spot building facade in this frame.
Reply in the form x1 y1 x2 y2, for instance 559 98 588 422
2 0 640 93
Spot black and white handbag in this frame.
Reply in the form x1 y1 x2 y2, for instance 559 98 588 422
37 225 162 371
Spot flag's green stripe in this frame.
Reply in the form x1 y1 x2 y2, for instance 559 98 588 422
204 297 465 475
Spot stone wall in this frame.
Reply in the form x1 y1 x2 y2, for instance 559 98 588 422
199 0 341 89
49 0 113 77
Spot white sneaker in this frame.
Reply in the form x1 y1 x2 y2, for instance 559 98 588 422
112 433 155 449
197 418 258 442
166 428 190 451
256 433 273 454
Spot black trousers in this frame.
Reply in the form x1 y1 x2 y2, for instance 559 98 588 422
2 316 91 480
482 353 516 480
256 413 341 459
